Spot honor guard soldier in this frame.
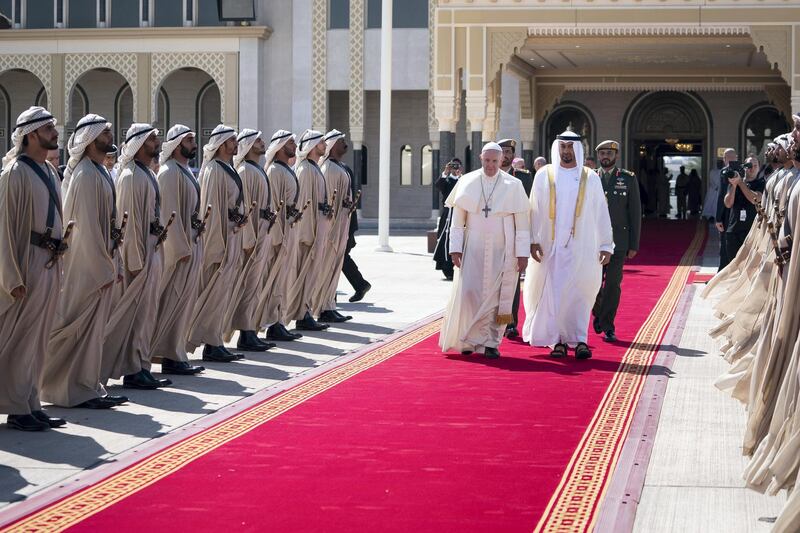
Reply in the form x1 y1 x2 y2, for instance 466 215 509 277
592 140 642 342
498 138 532 338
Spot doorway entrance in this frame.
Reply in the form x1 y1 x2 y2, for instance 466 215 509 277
626 91 709 217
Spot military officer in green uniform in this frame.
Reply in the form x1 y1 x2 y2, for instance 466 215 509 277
498 138 532 338
592 140 642 342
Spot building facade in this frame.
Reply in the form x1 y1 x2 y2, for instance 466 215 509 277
1 0 799 223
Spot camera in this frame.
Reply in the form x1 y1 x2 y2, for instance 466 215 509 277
449 161 461 170
721 160 753 180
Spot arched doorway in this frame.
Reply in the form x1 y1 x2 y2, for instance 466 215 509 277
68 68 132 146
624 91 710 217
155 67 221 168
0 69 47 153
740 104 790 159
543 102 596 158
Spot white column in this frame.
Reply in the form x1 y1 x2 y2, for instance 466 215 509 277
238 37 262 131
376 0 393 252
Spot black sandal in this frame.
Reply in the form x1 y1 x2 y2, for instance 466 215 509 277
550 343 567 359
575 342 592 360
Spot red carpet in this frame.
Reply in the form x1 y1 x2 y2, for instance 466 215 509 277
3 220 705 533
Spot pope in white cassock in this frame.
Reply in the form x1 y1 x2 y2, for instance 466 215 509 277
522 131 614 360
439 142 531 359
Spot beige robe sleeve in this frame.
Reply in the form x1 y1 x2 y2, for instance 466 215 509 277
116 165 151 273
0 165 29 313
237 164 257 251
158 162 192 271
200 162 229 265
294 161 318 247
266 164 285 246
61 160 117 298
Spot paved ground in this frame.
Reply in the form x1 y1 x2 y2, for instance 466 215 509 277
632 227 787 533
1 222 790 532
0 232 452 510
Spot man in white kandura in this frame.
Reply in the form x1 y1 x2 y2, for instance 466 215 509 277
522 130 614 360
439 142 530 359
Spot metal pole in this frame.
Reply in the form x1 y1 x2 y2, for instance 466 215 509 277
376 0 393 252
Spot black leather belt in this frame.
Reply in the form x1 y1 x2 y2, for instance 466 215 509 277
30 230 62 251
318 201 333 216
228 208 247 225
190 213 203 230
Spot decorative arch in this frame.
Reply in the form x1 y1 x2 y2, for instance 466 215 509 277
0 83 11 152
542 101 597 157
739 102 790 158
151 53 226 123
113 83 132 143
64 53 138 124
195 79 221 148
0 55 52 109
35 87 47 107
622 91 713 171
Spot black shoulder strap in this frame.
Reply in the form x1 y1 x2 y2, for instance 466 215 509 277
91 160 118 221
215 160 244 208
176 163 201 214
18 155 62 229
247 160 271 206
135 161 161 220
275 160 300 204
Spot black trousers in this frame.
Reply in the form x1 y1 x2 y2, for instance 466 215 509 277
724 231 748 266
509 275 521 328
342 237 368 291
593 250 626 333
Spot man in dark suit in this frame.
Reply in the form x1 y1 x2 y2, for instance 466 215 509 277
339 161 371 302
592 140 642 342
498 138 532 338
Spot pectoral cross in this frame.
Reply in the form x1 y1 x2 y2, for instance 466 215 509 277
482 204 491 218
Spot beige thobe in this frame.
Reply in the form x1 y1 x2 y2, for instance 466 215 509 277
101 161 165 380
42 157 117 406
225 160 274 335
150 160 204 362
311 158 353 315
187 159 254 349
255 161 298 328
286 159 331 321
0 158 63 414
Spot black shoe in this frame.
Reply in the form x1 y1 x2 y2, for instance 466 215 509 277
279 323 303 340
575 342 593 360
505 325 519 339
461 350 473 355
592 318 602 334
76 397 117 409
318 310 351 323
237 330 271 352
550 343 568 359
332 310 353 322
123 370 161 390
484 347 501 359
202 345 237 362
141 369 172 388
443 269 454 281
267 324 300 341
161 359 205 375
6 414 49 431
603 330 618 342
221 345 246 360
102 395 129 406
31 410 67 428
295 312 330 331
348 282 372 303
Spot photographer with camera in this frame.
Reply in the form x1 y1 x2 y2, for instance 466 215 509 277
433 158 463 280
722 155 764 262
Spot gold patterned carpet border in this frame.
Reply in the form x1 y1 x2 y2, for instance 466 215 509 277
534 221 707 533
1 319 443 533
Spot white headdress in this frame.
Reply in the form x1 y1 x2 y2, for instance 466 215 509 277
265 130 295 165
233 128 262 168
295 129 324 163
118 123 159 169
160 124 194 165
62 113 112 190
775 134 790 152
200 124 237 175
2 106 56 169
550 130 585 173
321 129 345 161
